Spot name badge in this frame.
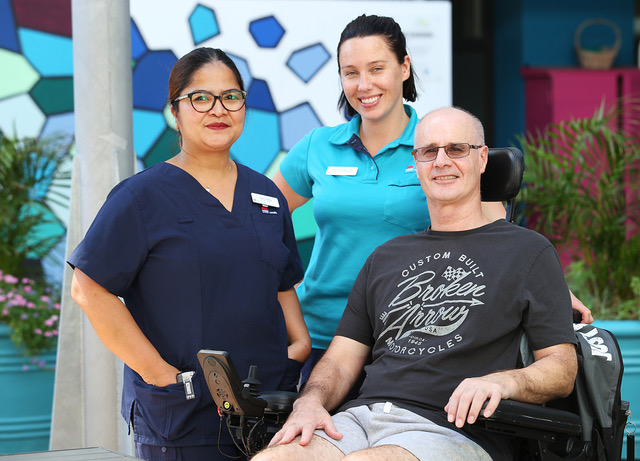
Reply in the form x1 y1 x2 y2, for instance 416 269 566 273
251 192 280 208
326 166 358 176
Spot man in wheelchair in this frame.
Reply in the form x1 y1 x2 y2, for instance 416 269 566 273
246 107 578 461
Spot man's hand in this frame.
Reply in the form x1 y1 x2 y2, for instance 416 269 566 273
444 375 510 428
268 396 343 447
445 343 577 428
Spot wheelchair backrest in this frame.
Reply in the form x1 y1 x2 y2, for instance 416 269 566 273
481 147 525 222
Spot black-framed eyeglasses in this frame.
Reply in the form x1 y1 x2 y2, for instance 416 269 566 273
172 89 248 113
411 143 483 162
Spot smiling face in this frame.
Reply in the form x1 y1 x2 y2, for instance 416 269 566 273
171 61 245 155
338 35 410 124
414 108 488 210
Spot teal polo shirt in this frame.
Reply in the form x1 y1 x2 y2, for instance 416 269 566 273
280 105 431 349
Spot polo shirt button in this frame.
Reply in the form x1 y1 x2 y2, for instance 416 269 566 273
161 447 167 453
370 166 375 170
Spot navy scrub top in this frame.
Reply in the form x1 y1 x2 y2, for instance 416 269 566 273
68 161 304 446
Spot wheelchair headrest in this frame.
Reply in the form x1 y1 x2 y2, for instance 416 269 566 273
481 147 525 202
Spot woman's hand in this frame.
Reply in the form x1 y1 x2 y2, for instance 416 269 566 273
141 362 181 387
278 288 311 363
570 290 593 324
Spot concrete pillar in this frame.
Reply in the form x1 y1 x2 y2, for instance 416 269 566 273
51 0 134 454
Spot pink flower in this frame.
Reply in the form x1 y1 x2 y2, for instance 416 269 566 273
4 275 18 284
34 328 42 335
13 294 27 306
44 331 53 337
1 309 8 316
40 295 50 302
44 318 55 327
23 285 33 293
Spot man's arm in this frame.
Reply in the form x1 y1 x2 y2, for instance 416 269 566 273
445 342 577 428
268 336 371 446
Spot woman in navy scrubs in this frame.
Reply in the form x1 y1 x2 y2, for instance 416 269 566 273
69 47 311 461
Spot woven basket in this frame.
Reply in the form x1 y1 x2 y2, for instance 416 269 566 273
574 18 621 70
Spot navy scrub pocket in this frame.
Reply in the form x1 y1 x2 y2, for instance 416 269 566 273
132 374 201 441
250 212 289 273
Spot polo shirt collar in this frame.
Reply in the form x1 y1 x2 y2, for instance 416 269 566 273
328 104 418 151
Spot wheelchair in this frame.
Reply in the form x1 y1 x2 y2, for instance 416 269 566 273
198 148 633 460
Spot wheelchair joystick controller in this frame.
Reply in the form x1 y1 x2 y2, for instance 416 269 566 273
242 365 262 400
197 350 300 455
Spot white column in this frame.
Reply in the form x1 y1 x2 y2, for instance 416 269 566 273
51 0 134 454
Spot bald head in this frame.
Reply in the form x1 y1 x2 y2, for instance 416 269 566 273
415 107 485 148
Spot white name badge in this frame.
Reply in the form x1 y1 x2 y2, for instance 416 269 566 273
326 166 358 176
251 192 280 208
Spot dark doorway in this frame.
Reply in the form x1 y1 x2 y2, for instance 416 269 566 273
452 0 495 146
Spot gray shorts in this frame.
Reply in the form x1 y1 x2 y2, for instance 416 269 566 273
314 402 492 461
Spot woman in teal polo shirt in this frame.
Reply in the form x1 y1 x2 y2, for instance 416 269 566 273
273 14 592 389
273 14 471 386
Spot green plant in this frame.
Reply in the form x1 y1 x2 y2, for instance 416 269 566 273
0 270 60 357
0 133 72 278
517 101 640 318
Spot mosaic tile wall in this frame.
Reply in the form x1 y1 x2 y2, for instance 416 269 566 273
0 0 450 285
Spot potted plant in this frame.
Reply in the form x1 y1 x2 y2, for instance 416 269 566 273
0 132 70 454
0 132 71 279
516 100 640 457
0 271 60 359
516 101 640 316
0 271 61 454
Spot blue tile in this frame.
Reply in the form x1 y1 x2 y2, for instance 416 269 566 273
228 53 253 90
131 19 147 60
287 42 330 83
246 79 275 112
0 0 19 52
133 109 168 158
19 28 73 77
189 4 219 45
133 50 177 111
280 103 322 151
249 15 284 48
40 112 75 138
232 108 280 173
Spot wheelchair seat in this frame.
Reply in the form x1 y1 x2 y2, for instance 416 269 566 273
197 147 631 461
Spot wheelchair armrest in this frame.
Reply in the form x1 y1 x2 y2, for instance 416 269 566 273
259 390 298 414
475 399 582 437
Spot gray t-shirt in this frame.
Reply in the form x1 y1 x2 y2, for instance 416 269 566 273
336 219 577 460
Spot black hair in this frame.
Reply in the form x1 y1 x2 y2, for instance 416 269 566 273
337 14 418 117
168 47 245 115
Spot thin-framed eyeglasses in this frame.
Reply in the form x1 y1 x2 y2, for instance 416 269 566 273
172 89 248 113
411 143 483 162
